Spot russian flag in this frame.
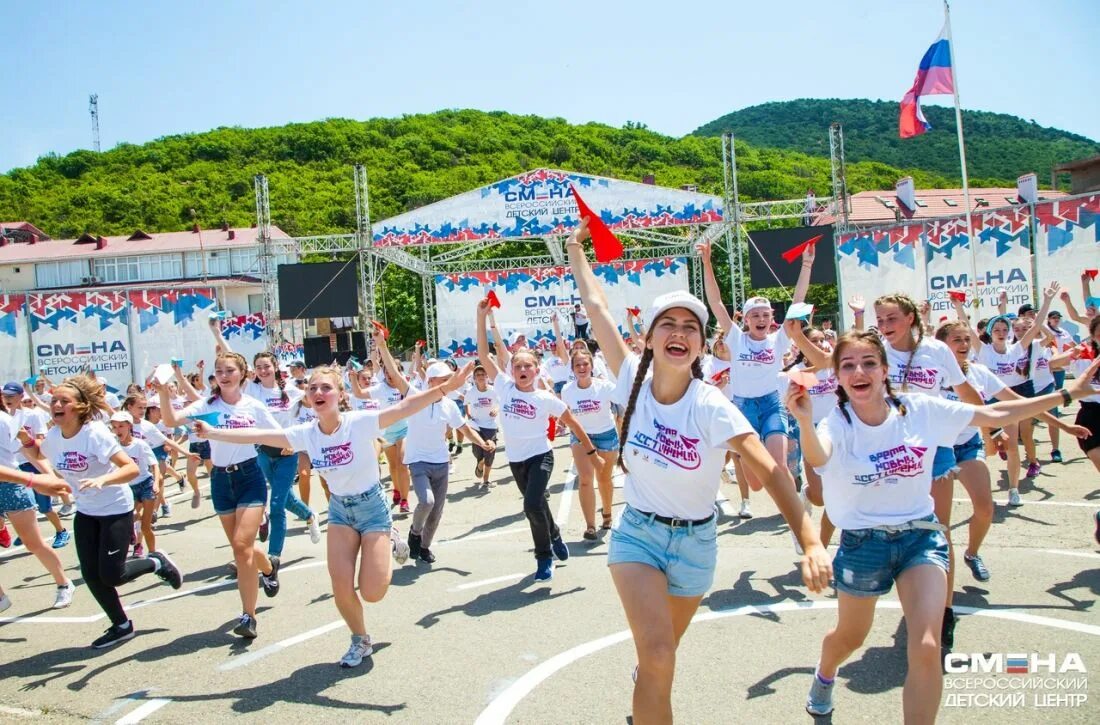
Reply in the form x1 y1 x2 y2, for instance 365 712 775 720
899 25 955 138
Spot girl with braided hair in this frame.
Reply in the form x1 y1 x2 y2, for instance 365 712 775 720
568 219 830 725
791 331 1100 721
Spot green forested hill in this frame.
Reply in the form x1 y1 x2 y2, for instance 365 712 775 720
693 99 1098 183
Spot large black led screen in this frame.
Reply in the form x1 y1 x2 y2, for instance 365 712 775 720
746 225 837 288
277 261 359 319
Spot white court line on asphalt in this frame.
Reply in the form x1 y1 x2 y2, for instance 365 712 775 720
1039 548 1099 560
474 599 1100 725
218 619 345 671
0 705 42 718
115 698 172 724
954 497 1098 509
556 468 577 530
449 573 527 592
437 527 528 545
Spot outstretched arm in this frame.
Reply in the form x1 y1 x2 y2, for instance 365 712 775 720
476 301 502 380
848 294 865 332
699 242 735 333
209 316 231 353
372 324 409 396
1017 282 1060 350
783 319 831 370
791 245 814 305
564 218 630 376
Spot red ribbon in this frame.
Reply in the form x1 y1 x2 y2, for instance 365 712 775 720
571 185 624 263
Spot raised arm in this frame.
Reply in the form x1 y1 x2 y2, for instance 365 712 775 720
698 242 735 333
1016 282 1059 350
487 308 511 374
209 316 231 353
476 301 502 380
1082 271 1095 311
1058 290 1091 326
997 291 1008 317
172 363 202 401
551 314 568 363
372 324 409 396
783 319 832 370
791 244 814 305
564 217 630 376
847 294 865 332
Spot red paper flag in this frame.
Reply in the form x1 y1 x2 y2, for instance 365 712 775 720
416 339 426 348
627 306 641 317
370 320 390 339
571 185 624 263
780 234 823 264
1086 269 1099 280
546 417 557 441
1079 344 1097 361
938 315 949 323
710 369 728 384
948 290 967 303
485 290 501 309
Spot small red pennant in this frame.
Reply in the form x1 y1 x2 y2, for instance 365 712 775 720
1079 344 1097 361
780 234 823 264
486 290 502 309
1086 269 1099 280
938 315 949 323
627 306 641 317
546 417 557 441
948 290 967 303
370 320 390 339
571 185 624 262
710 369 728 383
416 339 426 348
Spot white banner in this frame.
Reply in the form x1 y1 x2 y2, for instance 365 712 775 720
433 258 691 357
29 292 132 391
0 295 31 383
1035 194 1100 343
128 288 218 379
835 224 926 330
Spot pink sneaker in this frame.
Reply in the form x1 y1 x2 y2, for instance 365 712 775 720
399 499 410 514
1025 462 1041 478
133 543 145 558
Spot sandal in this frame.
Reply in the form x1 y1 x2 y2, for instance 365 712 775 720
601 513 613 530
583 527 598 541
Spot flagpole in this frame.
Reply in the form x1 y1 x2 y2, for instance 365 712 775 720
943 0 979 311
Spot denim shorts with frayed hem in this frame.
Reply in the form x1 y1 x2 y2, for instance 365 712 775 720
953 433 984 464
210 458 267 515
0 481 37 515
608 504 717 597
570 427 620 451
129 478 156 503
328 484 392 536
832 516 949 598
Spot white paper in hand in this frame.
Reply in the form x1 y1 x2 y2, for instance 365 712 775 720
153 364 175 385
786 302 815 321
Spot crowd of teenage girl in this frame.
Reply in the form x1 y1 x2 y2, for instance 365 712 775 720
2 222 1098 722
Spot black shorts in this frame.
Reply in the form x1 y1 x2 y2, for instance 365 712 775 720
189 440 212 461
1075 402 1100 454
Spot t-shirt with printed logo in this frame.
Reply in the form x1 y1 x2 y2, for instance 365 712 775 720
561 379 617 434
612 353 754 520
724 326 790 398
178 395 279 467
975 341 1026 388
884 337 967 395
494 373 566 462
120 438 158 480
43 420 132 517
244 381 304 428
133 419 168 448
465 386 499 430
403 397 467 465
283 411 382 496
814 393 974 530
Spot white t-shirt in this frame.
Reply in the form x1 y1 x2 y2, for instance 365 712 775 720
561 379 617 434
612 353 754 520
403 398 466 465
178 395 279 467
133 419 168 448
0 411 21 470
574 308 589 325
465 386 499 430
1030 344 1055 392
291 402 318 425
120 438 157 480
885 337 967 396
283 411 382 496
724 326 790 398
1049 326 1075 352
804 366 839 425
10 408 45 465
941 362 1006 445
976 341 1026 387
494 372 566 461
814 394 974 530
1070 357 1100 404
702 354 731 383
366 381 404 411
104 391 121 410
244 381 304 428
43 421 132 516
542 356 571 385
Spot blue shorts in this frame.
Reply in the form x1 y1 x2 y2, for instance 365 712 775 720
189 440 212 461
608 504 718 597
152 445 169 462
129 477 156 503
210 458 268 516
381 422 408 448
732 390 788 441
0 481 36 515
832 516 949 598
328 484 393 535
553 381 567 395
20 462 53 514
953 433 984 464
931 445 957 480
786 417 803 479
570 427 620 451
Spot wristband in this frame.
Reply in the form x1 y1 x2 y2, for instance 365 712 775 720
587 449 597 456
1060 388 1073 406
24 472 35 488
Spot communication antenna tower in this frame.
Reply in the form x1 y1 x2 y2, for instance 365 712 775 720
89 94 101 152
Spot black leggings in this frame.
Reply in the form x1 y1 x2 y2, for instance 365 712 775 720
508 450 559 560
74 511 156 626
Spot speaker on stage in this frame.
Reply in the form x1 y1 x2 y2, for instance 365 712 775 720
348 331 369 359
303 336 332 368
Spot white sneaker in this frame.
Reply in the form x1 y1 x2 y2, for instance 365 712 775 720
58 503 74 517
739 500 753 519
720 466 732 485
391 527 410 565
340 635 374 668
0 593 11 613
1008 489 1023 507
307 515 322 544
53 581 75 609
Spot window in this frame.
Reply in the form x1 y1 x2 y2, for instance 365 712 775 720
230 248 259 275
35 260 89 288
248 294 265 314
92 253 183 284
184 251 230 278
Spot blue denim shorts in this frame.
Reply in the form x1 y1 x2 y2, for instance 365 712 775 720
832 516 949 598
931 445 957 480
570 427 620 451
189 440 212 460
21 463 53 514
732 390 788 440
381 421 409 448
0 481 36 515
608 504 718 597
786 416 803 479
210 458 268 516
953 433 984 464
328 484 393 536
129 477 156 503
152 444 169 462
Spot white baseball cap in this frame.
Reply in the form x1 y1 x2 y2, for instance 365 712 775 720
425 362 453 380
645 291 709 330
109 411 134 425
742 296 772 315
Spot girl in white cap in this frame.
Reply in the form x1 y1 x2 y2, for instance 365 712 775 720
568 219 830 724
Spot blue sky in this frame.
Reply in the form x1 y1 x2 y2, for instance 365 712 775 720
2 0 1097 173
